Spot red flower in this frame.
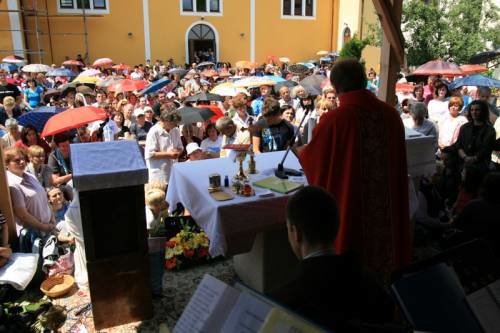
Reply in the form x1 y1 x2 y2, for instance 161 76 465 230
198 247 208 258
183 248 195 257
165 240 177 248
165 258 177 270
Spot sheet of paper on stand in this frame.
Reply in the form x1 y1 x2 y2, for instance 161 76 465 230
166 151 307 257
174 274 326 333
404 127 436 177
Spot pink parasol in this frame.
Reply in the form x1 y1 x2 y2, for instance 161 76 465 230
107 79 149 92
459 64 488 75
412 60 463 76
92 58 113 68
62 59 84 66
41 106 107 137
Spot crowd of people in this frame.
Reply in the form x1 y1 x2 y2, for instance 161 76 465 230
0 55 499 331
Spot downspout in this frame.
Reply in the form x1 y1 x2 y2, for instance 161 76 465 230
330 0 334 52
20 1 30 62
44 0 54 64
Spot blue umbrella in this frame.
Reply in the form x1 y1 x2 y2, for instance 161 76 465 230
138 77 170 95
46 68 77 77
1 63 17 71
448 74 500 90
18 106 66 133
262 75 286 83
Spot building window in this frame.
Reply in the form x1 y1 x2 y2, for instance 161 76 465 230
57 0 109 13
282 0 315 18
181 0 222 15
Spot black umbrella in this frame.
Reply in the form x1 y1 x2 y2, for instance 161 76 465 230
177 107 215 125
185 92 224 103
167 68 189 77
469 51 500 65
299 74 326 96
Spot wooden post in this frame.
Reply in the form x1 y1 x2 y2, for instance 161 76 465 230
0 145 16 243
373 0 404 105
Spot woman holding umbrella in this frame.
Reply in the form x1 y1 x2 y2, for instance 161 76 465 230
14 124 51 158
23 79 43 109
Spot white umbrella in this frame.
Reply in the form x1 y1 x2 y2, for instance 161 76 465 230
78 68 102 77
22 63 51 73
233 76 277 88
2 55 25 64
211 82 249 97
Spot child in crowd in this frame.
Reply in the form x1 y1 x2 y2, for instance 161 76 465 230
47 186 74 244
144 181 168 236
26 145 53 188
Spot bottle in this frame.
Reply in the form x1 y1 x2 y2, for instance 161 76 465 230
224 175 229 187
103 124 114 142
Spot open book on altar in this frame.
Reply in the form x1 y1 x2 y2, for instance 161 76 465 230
173 274 325 333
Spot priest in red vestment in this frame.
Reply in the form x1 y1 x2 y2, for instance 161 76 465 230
298 59 411 276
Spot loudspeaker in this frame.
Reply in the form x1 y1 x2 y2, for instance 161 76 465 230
71 141 152 329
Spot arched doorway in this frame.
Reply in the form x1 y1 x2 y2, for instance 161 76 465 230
186 23 218 64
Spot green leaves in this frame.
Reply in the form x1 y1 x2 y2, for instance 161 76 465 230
339 34 371 60
403 0 500 66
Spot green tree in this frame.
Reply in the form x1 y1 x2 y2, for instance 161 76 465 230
339 35 370 60
402 0 500 66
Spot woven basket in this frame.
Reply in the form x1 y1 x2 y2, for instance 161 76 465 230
40 274 75 298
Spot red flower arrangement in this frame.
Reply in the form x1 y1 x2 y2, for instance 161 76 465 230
164 228 210 270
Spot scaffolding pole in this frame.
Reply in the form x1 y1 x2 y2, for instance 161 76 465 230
0 4 90 64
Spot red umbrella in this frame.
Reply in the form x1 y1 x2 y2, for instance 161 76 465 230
396 83 415 93
201 69 218 78
2 55 25 64
92 57 113 68
412 60 463 76
459 64 488 75
107 79 149 92
41 106 107 137
197 105 224 122
62 59 84 66
112 63 132 71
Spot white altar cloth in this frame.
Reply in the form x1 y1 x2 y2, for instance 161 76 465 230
166 151 305 257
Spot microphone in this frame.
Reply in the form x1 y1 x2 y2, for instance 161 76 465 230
275 106 312 179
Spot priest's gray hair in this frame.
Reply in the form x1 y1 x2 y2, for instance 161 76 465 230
215 116 234 131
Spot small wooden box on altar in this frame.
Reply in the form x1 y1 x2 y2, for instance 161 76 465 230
71 140 152 329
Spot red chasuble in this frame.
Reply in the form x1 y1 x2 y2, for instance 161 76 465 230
299 89 411 275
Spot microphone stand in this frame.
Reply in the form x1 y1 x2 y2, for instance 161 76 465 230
275 107 311 179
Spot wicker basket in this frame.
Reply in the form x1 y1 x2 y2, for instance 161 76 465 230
40 274 75 298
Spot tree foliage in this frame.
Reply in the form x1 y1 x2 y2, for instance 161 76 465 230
339 35 370 60
402 0 500 66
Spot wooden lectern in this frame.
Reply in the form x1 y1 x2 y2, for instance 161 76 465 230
71 140 152 329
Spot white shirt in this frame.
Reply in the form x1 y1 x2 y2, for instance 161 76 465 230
438 114 468 148
492 117 500 164
232 113 254 130
428 99 449 124
130 71 143 80
200 136 222 153
144 124 183 183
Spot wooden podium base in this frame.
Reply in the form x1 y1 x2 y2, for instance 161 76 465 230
233 227 300 293
87 253 153 330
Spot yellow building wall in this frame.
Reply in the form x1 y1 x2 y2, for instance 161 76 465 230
337 0 361 51
21 0 146 66
149 0 251 66
0 1 15 59
359 0 381 75
255 0 337 64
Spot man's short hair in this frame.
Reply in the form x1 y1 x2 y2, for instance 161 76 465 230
53 132 70 145
261 97 281 117
160 109 181 123
330 58 367 93
215 116 234 131
286 186 339 245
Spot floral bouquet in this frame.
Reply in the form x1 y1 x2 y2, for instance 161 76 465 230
164 227 210 270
